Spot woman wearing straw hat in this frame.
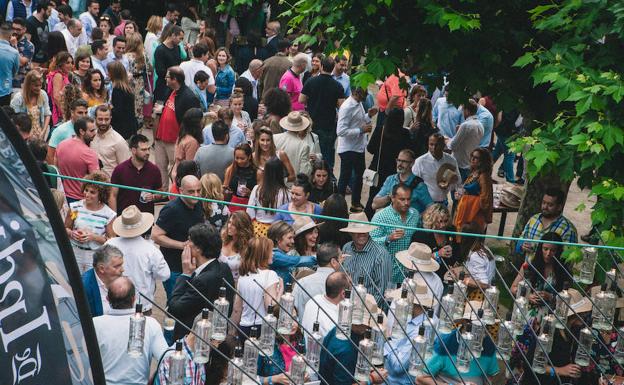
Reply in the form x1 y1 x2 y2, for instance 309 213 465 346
292 215 319 257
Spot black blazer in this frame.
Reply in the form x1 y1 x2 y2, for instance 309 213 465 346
168 260 235 340
174 85 201 124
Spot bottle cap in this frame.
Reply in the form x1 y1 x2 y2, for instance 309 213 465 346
344 289 351 299
407 270 415 279
401 289 408 299
542 322 550 334
477 308 484 318
202 308 210 319
563 281 571 290
219 287 227 297
427 308 434 318
464 323 472 333
518 285 526 297
285 282 293 293
313 321 320 332
175 341 183 351
601 282 608 292
447 285 454 295
418 325 425 336
364 327 372 339
234 345 243 358
396 282 403 289
358 276 365 285
250 326 259 338
505 311 512 321
377 313 384 324
459 271 465 280
267 305 274 314
135 303 143 313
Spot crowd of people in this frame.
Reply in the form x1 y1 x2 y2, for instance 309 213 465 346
1 1 620 385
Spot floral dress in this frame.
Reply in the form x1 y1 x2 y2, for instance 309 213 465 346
125 52 151 128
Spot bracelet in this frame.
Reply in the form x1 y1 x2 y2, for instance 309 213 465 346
367 380 372 385
550 367 555 378
268 376 273 385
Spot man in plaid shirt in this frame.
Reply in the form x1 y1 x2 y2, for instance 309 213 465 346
515 188 578 255
370 184 421 283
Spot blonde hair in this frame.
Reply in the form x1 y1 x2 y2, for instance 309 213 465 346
221 211 253 256
200 173 224 217
239 236 274 276
421 203 450 230
125 32 145 68
22 70 45 107
146 16 163 34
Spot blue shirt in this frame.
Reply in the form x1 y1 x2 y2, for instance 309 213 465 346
49 120 75 148
319 327 360 385
476 104 494 147
215 64 235 100
432 97 462 138
384 313 428 385
332 73 351 97
376 173 433 214
269 248 316 285
13 37 34 88
192 85 208 112
0 40 19 97
202 123 245 148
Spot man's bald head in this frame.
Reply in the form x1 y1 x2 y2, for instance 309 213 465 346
249 59 264 79
180 175 201 207
326 271 350 299
107 277 136 309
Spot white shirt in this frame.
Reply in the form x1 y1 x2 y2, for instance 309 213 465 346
241 69 259 100
91 55 110 78
79 11 98 41
412 151 462 202
293 267 334 321
336 96 371 153
93 308 169 385
302 294 339 341
465 247 496 285
194 258 216 276
246 185 290 224
180 58 216 88
106 237 171 311
95 272 111 314
61 28 86 57
449 115 484 170
386 272 443 332
237 269 280 326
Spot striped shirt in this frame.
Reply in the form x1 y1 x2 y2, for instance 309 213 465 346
69 200 116 250
516 213 578 253
370 206 421 283
342 238 393 307
156 340 205 385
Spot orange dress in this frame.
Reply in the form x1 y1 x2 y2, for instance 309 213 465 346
454 172 493 233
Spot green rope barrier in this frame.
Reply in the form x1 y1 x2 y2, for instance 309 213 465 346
43 172 624 253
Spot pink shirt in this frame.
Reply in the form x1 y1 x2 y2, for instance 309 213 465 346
279 69 304 111
57 138 100 199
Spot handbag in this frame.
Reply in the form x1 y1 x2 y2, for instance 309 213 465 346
363 85 389 187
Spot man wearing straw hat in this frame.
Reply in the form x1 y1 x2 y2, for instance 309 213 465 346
396 242 444 307
341 212 393 307
385 278 437 385
106 205 170 315
370 184 421 284
274 111 312 176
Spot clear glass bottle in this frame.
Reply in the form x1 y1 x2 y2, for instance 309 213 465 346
511 286 528 336
402 270 416 304
593 283 617 331
408 326 427 377
574 326 594 366
355 328 375 382
260 305 277 356
352 276 367 325
453 272 467 319
228 345 244 385
541 314 555 353
289 344 307 385
243 326 260 378
336 289 353 340
277 282 295 335
497 312 514 362
424 308 437 359
169 341 187 385
456 323 474 373
127 303 145 357
306 321 322 372
391 289 411 340
371 313 385 366
516 274 532 302
211 287 230 341
193 308 212 364
470 309 485 358
532 333 549 374
483 283 499 325
555 283 571 329
615 326 624 364
439 286 456 334
579 247 597 284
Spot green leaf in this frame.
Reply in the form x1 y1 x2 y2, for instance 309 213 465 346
575 95 592 115
567 133 589 145
513 52 536 68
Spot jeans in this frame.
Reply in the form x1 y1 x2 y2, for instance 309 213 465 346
492 135 516 182
316 131 337 171
163 271 181 301
338 151 365 206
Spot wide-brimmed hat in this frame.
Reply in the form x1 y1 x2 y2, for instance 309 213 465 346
396 242 440 272
436 163 458 189
279 111 310 132
567 288 593 316
340 212 378 233
112 205 154 238
500 184 524 208
293 215 318 236
358 294 388 329
388 277 436 308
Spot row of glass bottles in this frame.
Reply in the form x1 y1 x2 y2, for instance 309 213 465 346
592 282 617 331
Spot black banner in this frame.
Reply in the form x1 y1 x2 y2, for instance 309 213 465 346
0 110 104 385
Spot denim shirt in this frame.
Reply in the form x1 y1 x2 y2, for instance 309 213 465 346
0 40 19 96
269 248 316 285
215 64 235 100
384 313 428 385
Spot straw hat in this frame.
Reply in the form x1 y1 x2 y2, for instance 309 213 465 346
293 215 318 236
279 111 310 132
396 242 440 272
436 163 459 190
339 212 378 233
387 277 436 308
112 205 154 238
358 294 388 329
500 184 524 208
566 288 593 316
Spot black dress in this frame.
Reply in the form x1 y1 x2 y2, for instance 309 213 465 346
110 87 138 139
410 225 460 280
